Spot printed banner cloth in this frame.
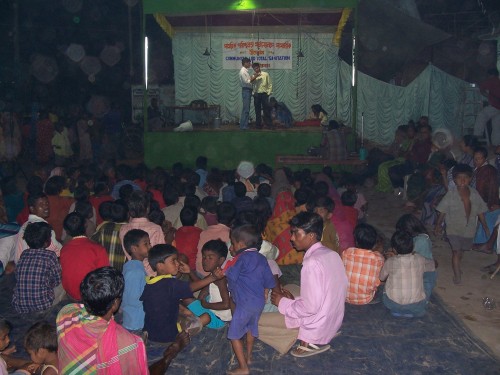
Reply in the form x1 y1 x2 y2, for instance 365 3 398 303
222 39 293 70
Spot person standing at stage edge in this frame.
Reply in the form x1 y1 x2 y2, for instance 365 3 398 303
252 62 273 129
239 57 259 130
473 68 500 145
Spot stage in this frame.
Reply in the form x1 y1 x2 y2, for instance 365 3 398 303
144 126 358 170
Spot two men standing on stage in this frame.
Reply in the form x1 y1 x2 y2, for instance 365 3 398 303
239 58 273 130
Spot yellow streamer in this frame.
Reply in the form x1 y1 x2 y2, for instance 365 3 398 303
333 8 352 47
154 13 175 39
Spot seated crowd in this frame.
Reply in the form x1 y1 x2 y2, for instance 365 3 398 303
1 115 494 373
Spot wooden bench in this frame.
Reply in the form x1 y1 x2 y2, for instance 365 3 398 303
275 154 367 169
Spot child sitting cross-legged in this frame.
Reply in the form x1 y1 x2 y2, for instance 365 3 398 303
380 230 435 318
141 244 224 344
342 223 384 305
186 239 232 328
225 224 276 375
121 229 151 335
24 321 59 375
12 222 65 314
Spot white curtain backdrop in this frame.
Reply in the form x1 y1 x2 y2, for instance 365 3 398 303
172 32 475 145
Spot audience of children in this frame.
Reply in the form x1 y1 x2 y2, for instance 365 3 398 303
6 137 499 370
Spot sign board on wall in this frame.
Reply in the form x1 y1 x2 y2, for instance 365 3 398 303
222 39 293 70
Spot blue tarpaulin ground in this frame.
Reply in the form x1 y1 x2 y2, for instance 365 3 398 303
1 272 498 374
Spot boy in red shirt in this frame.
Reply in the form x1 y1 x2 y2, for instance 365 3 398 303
174 206 202 270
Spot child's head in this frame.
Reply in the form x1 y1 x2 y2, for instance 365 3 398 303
127 191 150 218
163 187 179 206
313 181 329 198
230 224 262 255
311 196 334 221
234 181 247 198
124 229 150 261
294 188 313 207
257 183 271 199
391 230 414 255
28 192 50 219
201 239 228 273
44 176 65 196
353 223 378 250
341 190 357 207
148 209 165 226
63 212 86 237
344 176 357 192
0 319 12 351
80 267 124 317
452 163 473 187
184 195 201 212
75 200 93 220
196 156 208 170
94 181 110 196
23 222 52 249
217 202 236 226
473 146 488 168
111 200 129 222
24 321 57 364
148 244 179 275
98 201 114 222
201 196 218 214
180 206 198 227
119 184 134 201
73 185 90 202
395 214 427 236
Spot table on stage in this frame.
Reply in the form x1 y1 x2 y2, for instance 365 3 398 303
165 105 221 127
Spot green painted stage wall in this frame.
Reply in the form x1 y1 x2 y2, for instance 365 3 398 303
144 130 322 170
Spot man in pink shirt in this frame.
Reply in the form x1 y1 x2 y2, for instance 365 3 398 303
271 211 347 357
119 191 165 275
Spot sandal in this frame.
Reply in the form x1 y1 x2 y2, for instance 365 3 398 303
291 343 330 358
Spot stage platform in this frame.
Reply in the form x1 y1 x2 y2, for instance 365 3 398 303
144 126 359 170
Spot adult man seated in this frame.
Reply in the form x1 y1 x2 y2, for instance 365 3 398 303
261 212 347 357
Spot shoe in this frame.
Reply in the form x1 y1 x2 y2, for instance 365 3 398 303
291 343 330 358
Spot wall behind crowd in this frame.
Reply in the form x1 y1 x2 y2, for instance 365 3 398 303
172 32 474 145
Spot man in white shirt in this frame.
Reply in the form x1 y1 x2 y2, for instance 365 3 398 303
239 57 258 130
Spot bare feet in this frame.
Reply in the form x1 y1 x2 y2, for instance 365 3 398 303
471 244 494 254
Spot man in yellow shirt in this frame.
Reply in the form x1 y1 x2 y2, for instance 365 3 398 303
252 62 273 129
